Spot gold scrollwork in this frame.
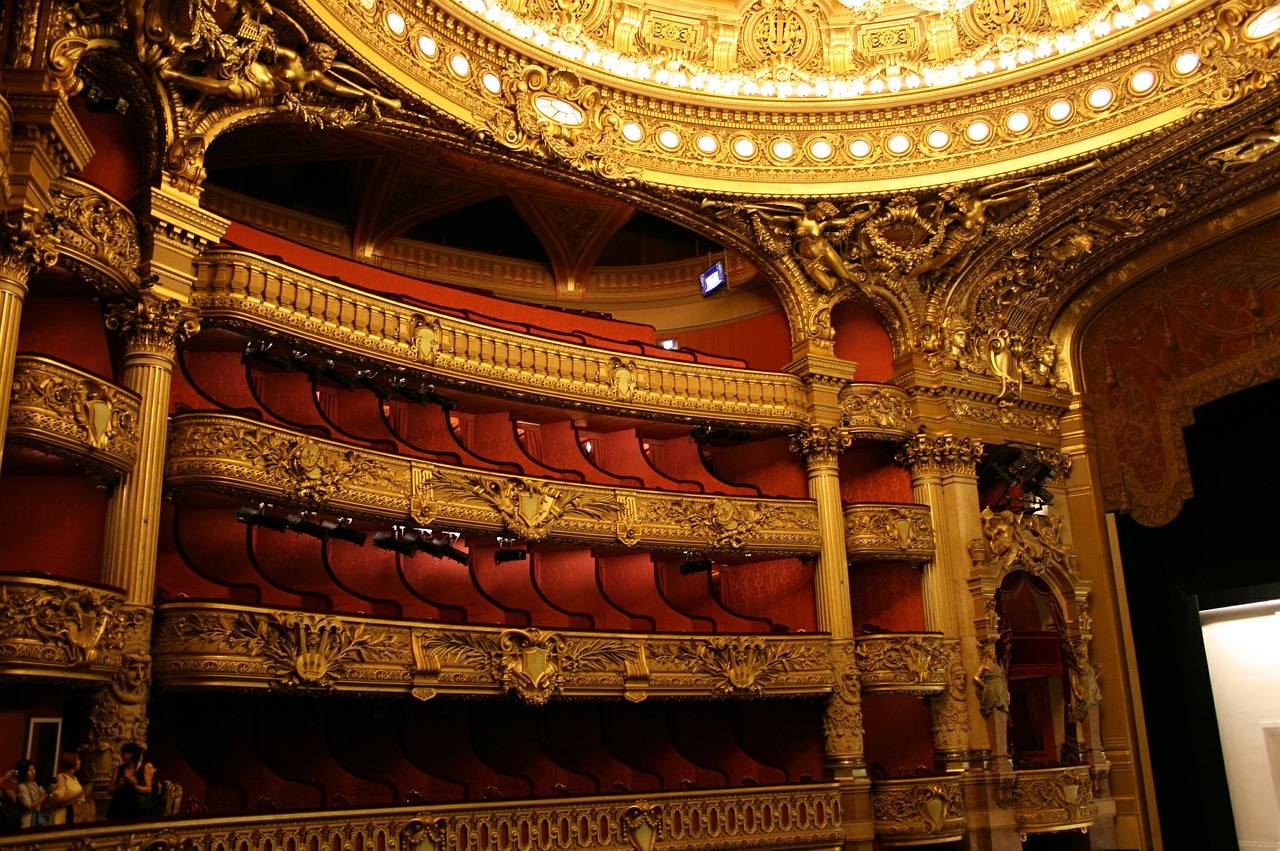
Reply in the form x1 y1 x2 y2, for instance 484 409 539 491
976 507 1078 581
1007 767 1097 836
839 385 914 438
872 777 966 844
0 576 128 673
853 634 950 695
894 433 984 476
47 178 142 292
434 470 616 542
484 66 635 182
649 636 827 696
843 504 934 563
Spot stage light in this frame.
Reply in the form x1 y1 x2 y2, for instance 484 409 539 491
373 530 422 556
392 379 456 409
420 535 470 564
237 505 290 532
322 519 368 545
356 370 392 399
494 548 527 563
243 342 293 371
286 513 330 539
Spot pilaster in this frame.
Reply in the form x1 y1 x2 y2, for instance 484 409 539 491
132 184 230 299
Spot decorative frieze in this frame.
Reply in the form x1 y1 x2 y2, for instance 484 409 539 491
852 633 950 695
167 414 821 554
973 507 1079 582
788 425 852 463
0 574 129 679
871 776 966 845
151 603 835 700
842 503 934 563
0 783 844 851
192 250 810 428
1001 766 1098 839
7 355 140 478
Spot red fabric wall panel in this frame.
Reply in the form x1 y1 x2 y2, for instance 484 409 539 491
832 303 895 382
648 436 758 496
246 367 332 436
536 421 642 487
530 549 631 630
839 442 914 504
249 526 358 613
669 703 784 787
0 476 107 584
848 561 926 633
467 703 597 797
18 290 114 377
69 100 146 201
168 505 267 604
176 350 265 415
735 700 825 782
861 694 937 778
540 704 650 793
715 558 817 633
655 561 766 633
467 412 582 480
399 554 514 626
322 540 418 620
707 436 807 499
600 702 705 791
596 553 695 632
588 429 700 492
398 701 507 801
673 307 793 372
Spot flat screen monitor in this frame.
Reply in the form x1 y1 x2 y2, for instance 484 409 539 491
699 260 726 297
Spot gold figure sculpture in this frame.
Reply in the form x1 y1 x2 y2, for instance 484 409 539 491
720 199 878 292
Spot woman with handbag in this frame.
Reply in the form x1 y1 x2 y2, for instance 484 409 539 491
12 760 48 828
46 752 88 825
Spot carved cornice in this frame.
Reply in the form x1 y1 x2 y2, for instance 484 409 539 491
839 384 914 440
843 503 934 564
852 633 949 696
8 355 141 479
0 783 843 851
192 249 810 429
894 433 984 477
167 414 821 554
1001 767 1098 839
104 296 201 357
47 178 142 293
0 574 129 680
871 776 966 846
151 603 834 700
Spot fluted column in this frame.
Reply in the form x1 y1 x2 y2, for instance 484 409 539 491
793 425 856 638
896 433 987 772
99 296 199 600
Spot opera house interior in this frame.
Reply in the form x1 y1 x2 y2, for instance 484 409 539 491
4 0 1280 846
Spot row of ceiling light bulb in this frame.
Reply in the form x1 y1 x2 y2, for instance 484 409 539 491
360 0 1202 100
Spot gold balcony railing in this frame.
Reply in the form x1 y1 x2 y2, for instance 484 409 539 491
152 602 834 700
8 355 140 479
852 633 949 695
1003 766 1098 839
0 574 131 681
871 775 966 845
0 784 844 851
48 177 143 292
842 503 934 563
166 413 822 553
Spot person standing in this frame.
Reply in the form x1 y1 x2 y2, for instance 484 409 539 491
12 760 47 827
46 752 87 825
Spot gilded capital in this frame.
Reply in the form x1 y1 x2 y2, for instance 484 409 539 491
104 296 200 356
0 212 59 287
789 425 853 463
895 433 984 477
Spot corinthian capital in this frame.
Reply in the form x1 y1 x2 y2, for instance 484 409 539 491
0 212 59 286
789 425 853 463
895 433 985 476
104 296 200 356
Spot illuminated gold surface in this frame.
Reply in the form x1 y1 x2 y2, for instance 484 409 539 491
842 503 935 562
0 574 129 681
871 775 966 845
852 633 950 694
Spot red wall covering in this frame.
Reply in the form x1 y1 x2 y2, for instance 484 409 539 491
839 441 914 504
862 694 936 777
68 100 147 202
848 561 926 633
674 306 793 372
832 303 895 382
0 476 110 584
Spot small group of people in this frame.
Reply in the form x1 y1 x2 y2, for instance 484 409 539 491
1 752 87 829
2 743 160 830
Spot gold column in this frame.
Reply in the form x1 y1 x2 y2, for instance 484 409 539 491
896 433 988 771
0 82 93 469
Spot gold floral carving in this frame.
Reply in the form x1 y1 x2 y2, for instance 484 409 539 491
83 607 153 789
894 433 984 476
0 211 60 283
853 634 950 695
8 355 140 478
871 777 966 844
1004 767 1098 837
1198 0 1280 112
929 641 970 758
843 504 934 563
193 250 810 428
103 296 201 357
975 508 1078 582
156 609 402 689
649 636 826 696
0 576 128 674
839 385 914 438
432 471 615 542
483 66 635 182
823 639 865 770
421 628 637 704
47 178 142 292
789 425 853 462
153 603 833 699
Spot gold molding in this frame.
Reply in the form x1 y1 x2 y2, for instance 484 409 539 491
1002 766 1098 838
852 633 950 695
192 249 811 428
843 503 935 563
0 574 129 681
151 602 834 700
47 177 142 294
8 354 141 478
0 784 844 851
167 413 822 553
871 775 966 846
839 384 916 439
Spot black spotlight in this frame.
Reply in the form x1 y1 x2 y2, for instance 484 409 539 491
237 505 290 532
494 548 527 563
679 557 713 575
420 536 471 565
286 513 330 540
244 342 293 371
356 370 392 399
983 444 1057 513
373 530 423 556
322 519 368 546
83 85 129 115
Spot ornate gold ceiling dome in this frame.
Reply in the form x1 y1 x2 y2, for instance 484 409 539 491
295 0 1280 193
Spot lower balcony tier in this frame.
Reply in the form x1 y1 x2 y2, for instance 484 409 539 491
0 573 132 682
872 775 966 845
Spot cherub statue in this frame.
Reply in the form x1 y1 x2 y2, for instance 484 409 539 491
738 200 879 292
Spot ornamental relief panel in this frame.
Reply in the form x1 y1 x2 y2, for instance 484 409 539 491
852 633 950 695
8 355 141 479
871 776 966 844
167 413 821 553
0 576 129 679
47 178 142 293
1001 766 1098 838
152 603 834 701
973 508 1079 583
843 504 934 563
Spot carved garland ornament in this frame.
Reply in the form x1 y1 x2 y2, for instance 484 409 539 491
872 780 966 842
47 178 142 291
823 639 865 766
485 66 635 182
843 504 934 563
650 636 826 696
853 634 950 694
0 579 127 668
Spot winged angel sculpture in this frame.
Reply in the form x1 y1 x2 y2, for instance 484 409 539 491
132 0 400 113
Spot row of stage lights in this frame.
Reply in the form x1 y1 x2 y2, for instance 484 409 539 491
243 342 456 409
236 505 529 564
